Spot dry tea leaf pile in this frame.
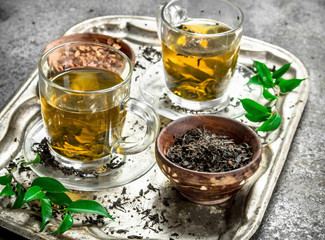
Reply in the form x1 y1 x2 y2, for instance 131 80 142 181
167 128 253 172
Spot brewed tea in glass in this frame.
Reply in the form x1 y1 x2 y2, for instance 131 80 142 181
157 0 243 110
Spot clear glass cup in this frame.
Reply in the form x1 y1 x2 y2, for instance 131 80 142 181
157 0 243 110
38 41 160 170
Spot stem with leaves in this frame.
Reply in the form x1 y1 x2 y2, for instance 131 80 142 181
239 60 305 132
0 155 114 234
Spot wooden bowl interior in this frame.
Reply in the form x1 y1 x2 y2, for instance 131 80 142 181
158 115 261 161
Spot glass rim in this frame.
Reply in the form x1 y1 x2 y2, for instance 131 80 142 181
161 0 244 38
38 40 133 94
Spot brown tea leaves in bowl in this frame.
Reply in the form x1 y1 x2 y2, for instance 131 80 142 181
166 128 253 172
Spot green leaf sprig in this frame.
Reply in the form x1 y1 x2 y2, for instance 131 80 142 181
240 60 305 132
0 156 114 235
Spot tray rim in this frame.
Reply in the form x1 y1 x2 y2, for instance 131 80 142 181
0 15 310 240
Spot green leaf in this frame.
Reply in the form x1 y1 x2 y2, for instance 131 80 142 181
49 213 73 235
31 177 69 193
23 186 45 203
245 74 262 85
67 200 114 220
239 98 270 116
0 184 15 196
245 113 269 122
0 174 12 185
272 63 291 79
253 61 274 88
278 78 306 93
257 111 282 132
40 197 53 231
262 88 278 101
46 192 72 207
12 184 25 209
23 154 41 166
275 77 286 85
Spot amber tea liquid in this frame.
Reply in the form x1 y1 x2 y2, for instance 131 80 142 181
162 20 239 102
41 69 126 161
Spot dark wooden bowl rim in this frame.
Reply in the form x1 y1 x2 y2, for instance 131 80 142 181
156 114 263 177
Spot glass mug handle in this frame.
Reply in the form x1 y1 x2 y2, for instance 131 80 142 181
112 98 160 155
156 1 188 40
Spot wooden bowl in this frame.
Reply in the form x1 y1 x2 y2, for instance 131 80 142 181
155 115 263 205
43 33 135 66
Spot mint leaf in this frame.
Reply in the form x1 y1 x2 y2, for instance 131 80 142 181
31 177 69 193
239 98 271 116
0 184 15 196
257 112 281 131
12 184 25 209
40 197 53 231
46 192 72 207
262 88 278 101
253 61 274 88
278 78 305 93
49 213 73 235
67 200 114 220
0 174 12 185
23 186 45 203
272 63 291 79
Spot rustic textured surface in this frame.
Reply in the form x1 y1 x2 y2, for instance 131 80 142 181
0 0 324 239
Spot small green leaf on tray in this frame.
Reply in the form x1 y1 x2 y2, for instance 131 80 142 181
49 213 73 235
23 185 45 203
40 197 53 231
275 77 286 85
0 174 13 185
262 88 278 101
12 184 25 209
245 74 262 85
245 113 269 123
0 165 114 236
239 60 305 132
257 111 282 132
239 98 271 116
31 177 69 193
272 63 291 79
278 78 306 93
22 154 41 166
253 61 274 88
46 192 72 207
67 200 114 220
0 184 15 196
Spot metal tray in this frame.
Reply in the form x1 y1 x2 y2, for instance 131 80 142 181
0 16 309 240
